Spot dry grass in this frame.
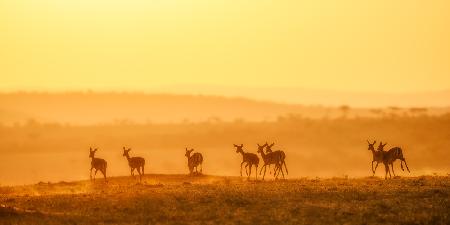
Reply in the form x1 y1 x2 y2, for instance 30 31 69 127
1 175 449 224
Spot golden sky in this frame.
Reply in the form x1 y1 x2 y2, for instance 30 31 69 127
1 0 449 93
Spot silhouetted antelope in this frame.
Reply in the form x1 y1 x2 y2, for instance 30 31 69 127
122 147 145 182
257 143 283 180
185 148 203 175
89 147 107 182
367 140 384 175
265 142 288 178
377 142 411 179
234 144 259 180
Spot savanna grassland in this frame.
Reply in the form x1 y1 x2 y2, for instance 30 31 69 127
1 93 449 224
1 175 449 225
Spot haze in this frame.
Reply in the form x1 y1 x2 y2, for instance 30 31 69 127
1 1 450 186
1 0 450 102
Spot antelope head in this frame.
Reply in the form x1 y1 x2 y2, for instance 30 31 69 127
123 147 131 157
265 142 275 153
367 140 376 151
185 148 194 158
89 147 97 158
233 144 244 153
257 143 267 153
377 142 387 151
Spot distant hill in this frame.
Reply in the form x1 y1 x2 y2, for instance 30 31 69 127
0 92 448 125
153 85 450 107
0 92 319 125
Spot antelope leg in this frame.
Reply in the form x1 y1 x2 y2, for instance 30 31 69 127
386 163 392 178
283 161 288 175
390 163 396 177
374 162 379 175
273 164 279 176
279 163 285 179
102 169 107 181
259 165 265 175
384 164 389 180
262 165 267 180
94 169 98 181
403 159 410 173
245 163 249 176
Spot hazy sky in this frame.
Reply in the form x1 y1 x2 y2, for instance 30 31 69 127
1 0 449 93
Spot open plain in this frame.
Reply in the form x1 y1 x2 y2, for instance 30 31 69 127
1 175 449 225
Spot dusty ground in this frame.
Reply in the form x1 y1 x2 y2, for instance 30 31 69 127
0 175 449 225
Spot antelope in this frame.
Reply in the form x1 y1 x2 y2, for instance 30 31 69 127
234 144 259 180
122 147 145 182
265 142 288 178
256 143 283 180
377 142 410 179
367 140 384 176
185 148 203 175
89 147 107 182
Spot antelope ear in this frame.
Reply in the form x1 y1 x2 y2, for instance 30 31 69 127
123 147 126 150
373 141 376 145
233 144 238 147
367 140 370 144
90 147 92 151
94 148 98 152
185 148 188 151
270 143 274 147
240 144 243 147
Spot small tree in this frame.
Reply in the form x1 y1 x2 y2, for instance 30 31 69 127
339 105 350 118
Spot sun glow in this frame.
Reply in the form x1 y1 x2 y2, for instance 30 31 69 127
1 0 449 94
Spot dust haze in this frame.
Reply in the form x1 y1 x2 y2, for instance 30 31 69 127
0 92 449 185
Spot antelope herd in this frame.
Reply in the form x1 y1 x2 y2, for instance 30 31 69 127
367 140 410 179
88 140 410 182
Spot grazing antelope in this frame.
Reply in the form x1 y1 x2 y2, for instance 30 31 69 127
122 147 145 182
185 148 203 175
367 140 384 175
265 142 288 178
377 142 411 179
256 143 283 180
89 147 107 182
234 144 259 180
